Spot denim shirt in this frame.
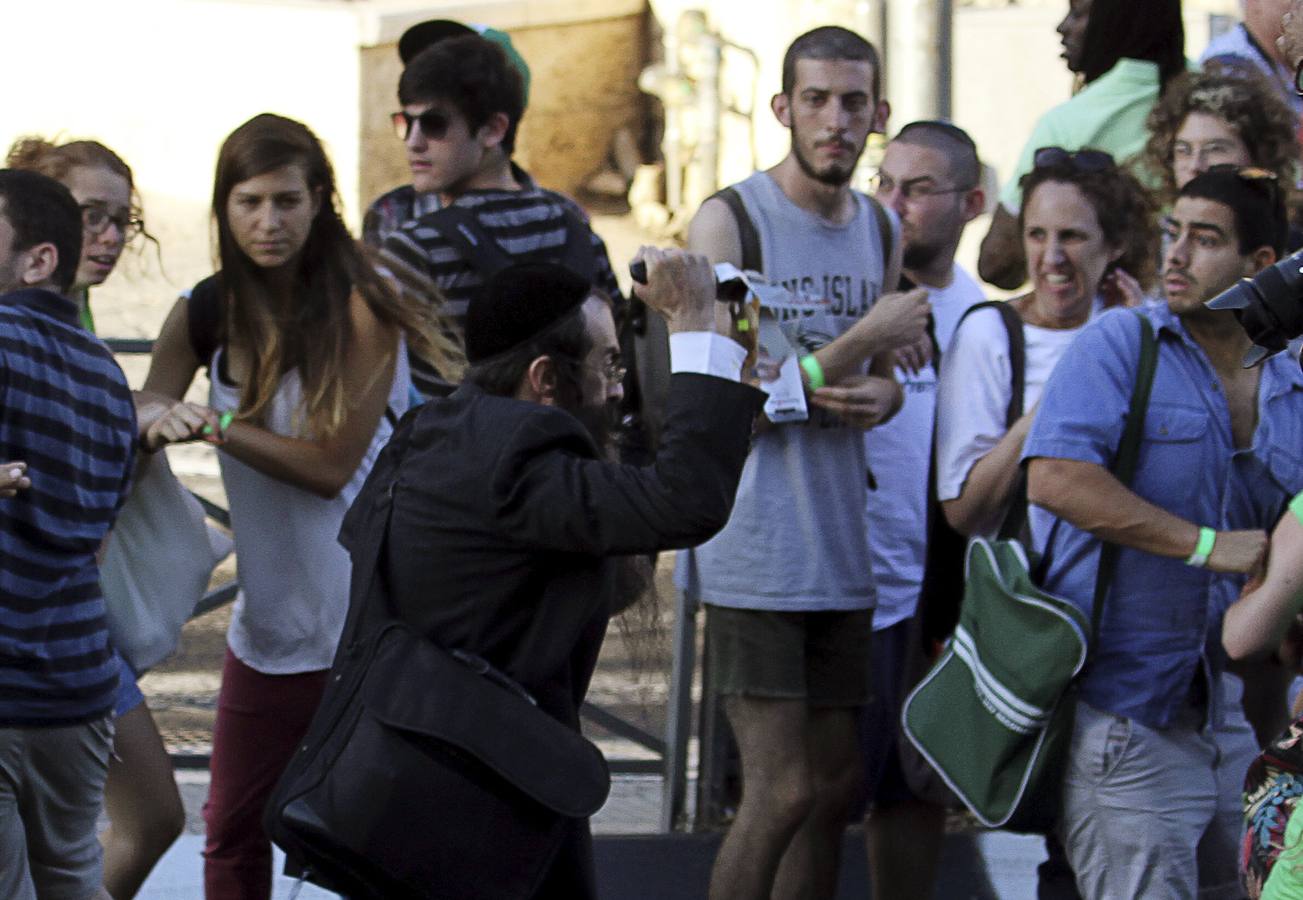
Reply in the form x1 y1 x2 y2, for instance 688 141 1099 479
1023 305 1303 729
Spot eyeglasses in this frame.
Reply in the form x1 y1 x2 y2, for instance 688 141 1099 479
556 353 627 384
1294 57 1303 97
390 108 452 141
870 172 972 201
79 203 144 242
594 357 627 384
1032 147 1116 174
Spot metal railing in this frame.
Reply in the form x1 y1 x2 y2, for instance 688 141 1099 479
106 339 671 792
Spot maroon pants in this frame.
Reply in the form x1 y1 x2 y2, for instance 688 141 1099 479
202 647 327 900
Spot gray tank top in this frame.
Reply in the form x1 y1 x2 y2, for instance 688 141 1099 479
676 171 892 611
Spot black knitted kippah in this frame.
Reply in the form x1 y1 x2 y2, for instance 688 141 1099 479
465 262 590 363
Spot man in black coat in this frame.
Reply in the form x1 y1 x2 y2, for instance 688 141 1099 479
362 249 762 896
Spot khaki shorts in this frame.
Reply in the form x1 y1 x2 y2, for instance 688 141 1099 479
705 604 873 707
0 716 114 900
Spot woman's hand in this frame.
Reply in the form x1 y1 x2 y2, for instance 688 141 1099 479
1100 268 1145 309
141 402 224 452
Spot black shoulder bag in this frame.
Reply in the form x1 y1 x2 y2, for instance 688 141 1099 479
264 411 610 899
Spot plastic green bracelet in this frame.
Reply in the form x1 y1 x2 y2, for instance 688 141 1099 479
799 354 825 391
1291 491 1303 527
1185 526 1216 568
202 410 235 437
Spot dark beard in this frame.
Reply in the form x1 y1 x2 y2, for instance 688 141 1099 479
791 134 862 187
569 398 623 458
902 240 944 273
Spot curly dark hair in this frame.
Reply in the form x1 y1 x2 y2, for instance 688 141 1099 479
1018 156 1159 289
1136 64 1299 208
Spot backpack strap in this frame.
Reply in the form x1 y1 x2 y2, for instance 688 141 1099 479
425 206 514 278
1089 314 1158 643
953 300 1026 428
556 205 597 283
709 187 763 272
428 202 598 285
186 275 225 370
868 195 895 284
947 300 1029 542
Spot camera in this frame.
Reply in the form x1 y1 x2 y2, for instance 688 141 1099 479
1207 247 1303 367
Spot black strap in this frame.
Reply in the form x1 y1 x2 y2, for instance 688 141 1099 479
186 275 224 368
426 203 597 283
952 301 1026 428
1089 314 1158 643
712 187 763 272
711 187 896 283
867 195 895 284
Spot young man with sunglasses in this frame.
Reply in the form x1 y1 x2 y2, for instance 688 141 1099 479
677 25 933 900
361 18 535 248
379 34 624 401
860 120 986 899
1023 166 1303 897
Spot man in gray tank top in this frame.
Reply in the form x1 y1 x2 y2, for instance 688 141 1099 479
674 26 932 900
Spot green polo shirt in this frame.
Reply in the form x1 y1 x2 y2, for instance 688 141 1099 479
998 57 1172 212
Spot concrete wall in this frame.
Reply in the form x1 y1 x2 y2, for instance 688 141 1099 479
0 0 362 339
358 1 647 207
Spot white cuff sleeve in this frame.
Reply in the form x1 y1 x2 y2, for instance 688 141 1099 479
669 332 748 382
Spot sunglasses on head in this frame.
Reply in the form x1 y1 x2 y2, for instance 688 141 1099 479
390 108 452 142
1032 147 1116 174
1204 163 1282 203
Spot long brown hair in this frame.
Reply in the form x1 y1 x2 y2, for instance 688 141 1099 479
212 113 462 437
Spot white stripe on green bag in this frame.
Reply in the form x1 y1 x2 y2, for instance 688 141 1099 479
952 626 1048 736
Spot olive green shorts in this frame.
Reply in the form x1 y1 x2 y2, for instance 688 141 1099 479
704 604 873 707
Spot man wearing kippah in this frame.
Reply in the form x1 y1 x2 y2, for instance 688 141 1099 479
350 249 762 896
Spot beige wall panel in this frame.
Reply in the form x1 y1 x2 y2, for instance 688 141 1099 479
359 10 647 206
0 0 360 341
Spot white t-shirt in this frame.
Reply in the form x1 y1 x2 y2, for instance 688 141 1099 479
212 343 410 674
935 301 1100 535
864 265 985 631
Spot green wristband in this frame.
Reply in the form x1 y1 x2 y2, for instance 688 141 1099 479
799 354 826 391
1185 526 1216 568
1291 491 1303 528
202 410 236 438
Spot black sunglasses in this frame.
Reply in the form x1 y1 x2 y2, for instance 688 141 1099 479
1032 146 1116 174
390 108 452 141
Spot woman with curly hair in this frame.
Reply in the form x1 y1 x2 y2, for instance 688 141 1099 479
1137 63 1300 211
937 148 1156 539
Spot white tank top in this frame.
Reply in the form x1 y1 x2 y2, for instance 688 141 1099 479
210 342 410 674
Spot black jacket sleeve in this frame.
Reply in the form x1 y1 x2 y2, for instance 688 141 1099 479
492 373 762 556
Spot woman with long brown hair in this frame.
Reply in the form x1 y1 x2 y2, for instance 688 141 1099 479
141 112 459 899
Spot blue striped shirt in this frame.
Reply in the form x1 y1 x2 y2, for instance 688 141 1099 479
0 288 136 725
